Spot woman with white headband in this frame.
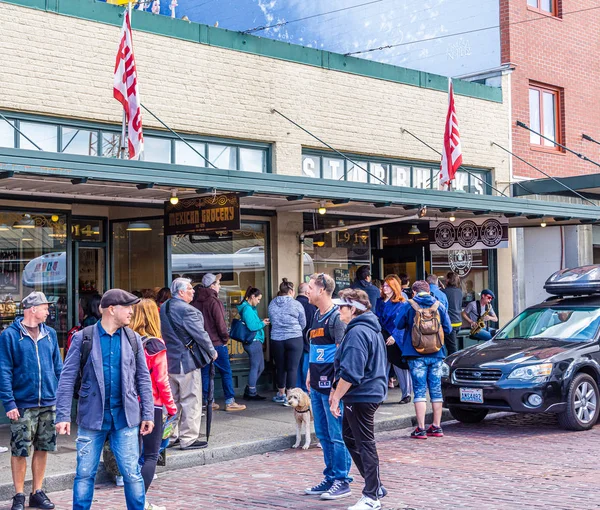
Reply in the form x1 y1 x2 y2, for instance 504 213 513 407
329 288 388 510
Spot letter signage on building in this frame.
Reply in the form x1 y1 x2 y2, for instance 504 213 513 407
164 193 240 235
429 217 508 251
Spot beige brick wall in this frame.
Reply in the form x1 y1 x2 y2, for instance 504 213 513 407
0 3 510 183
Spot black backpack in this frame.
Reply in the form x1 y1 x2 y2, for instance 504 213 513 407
73 325 139 399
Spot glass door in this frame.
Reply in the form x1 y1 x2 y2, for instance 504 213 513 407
72 218 107 327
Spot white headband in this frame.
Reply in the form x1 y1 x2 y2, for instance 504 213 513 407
333 298 368 311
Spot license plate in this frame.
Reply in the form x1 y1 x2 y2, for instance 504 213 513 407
460 388 484 404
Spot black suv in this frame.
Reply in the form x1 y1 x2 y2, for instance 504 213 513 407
442 265 600 431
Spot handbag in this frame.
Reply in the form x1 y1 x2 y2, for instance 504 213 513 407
229 318 257 345
164 300 211 369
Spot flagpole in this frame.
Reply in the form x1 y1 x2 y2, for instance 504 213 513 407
119 1 133 160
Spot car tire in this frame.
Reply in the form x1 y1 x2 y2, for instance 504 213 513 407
557 373 600 431
449 407 489 423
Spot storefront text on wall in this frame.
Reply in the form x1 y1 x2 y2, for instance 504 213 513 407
164 193 241 235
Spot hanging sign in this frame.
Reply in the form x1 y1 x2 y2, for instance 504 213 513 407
164 193 241 235
430 218 508 251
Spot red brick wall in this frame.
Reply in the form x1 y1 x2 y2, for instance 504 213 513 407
500 0 600 179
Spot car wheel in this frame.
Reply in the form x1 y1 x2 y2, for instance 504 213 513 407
449 407 489 423
558 373 600 431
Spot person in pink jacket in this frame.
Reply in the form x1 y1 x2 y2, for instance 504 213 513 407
131 299 177 510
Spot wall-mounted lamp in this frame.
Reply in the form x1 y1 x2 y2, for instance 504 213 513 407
318 201 327 215
170 190 179 205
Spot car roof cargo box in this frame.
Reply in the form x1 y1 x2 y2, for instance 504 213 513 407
544 265 600 296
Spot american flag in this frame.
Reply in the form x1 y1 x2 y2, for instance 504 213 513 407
113 9 144 160
439 80 462 189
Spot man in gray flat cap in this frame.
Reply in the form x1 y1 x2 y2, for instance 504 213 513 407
55 289 154 510
0 291 63 510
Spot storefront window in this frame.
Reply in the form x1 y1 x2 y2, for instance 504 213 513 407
175 140 206 166
322 157 345 180
112 218 165 293
239 148 265 173
0 119 15 148
0 211 68 344
303 216 370 294
432 249 490 308
144 136 171 164
170 223 269 363
61 128 98 156
208 144 237 170
20 122 57 152
347 161 368 183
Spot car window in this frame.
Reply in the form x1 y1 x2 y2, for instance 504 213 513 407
496 307 600 342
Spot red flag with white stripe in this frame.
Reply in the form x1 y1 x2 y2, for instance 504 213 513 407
113 9 144 160
439 80 462 189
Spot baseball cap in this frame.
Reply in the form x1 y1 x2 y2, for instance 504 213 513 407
481 289 495 299
332 297 367 311
22 291 50 309
202 273 222 287
100 289 141 308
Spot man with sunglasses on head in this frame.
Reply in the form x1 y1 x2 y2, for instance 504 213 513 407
304 273 353 502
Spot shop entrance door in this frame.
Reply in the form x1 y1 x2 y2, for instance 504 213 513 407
72 218 107 327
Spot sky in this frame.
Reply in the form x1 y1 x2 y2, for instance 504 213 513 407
110 0 500 77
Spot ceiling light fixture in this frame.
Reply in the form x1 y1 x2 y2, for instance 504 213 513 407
318 201 327 215
408 224 421 235
540 221 547 228
51 214 59 222
170 190 179 205
13 214 36 229
449 214 456 222
126 221 152 232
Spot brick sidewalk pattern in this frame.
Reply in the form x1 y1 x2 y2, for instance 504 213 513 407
3 413 599 510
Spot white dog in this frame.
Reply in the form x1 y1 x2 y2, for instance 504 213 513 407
287 388 312 450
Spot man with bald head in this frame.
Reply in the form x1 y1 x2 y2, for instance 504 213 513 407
296 282 317 392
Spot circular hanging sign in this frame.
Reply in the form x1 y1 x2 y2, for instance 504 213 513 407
434 221 456 249
480 219 504 247
457 220 479 248
448 249 473 277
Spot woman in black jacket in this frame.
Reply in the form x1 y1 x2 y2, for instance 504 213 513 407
329 288 388 510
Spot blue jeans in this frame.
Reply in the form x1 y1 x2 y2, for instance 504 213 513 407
243 340 265 389
73 425 145 510
202 345 235 404
407 357 444 403
296 351 309 392
471 329 493 341
310 391 352 483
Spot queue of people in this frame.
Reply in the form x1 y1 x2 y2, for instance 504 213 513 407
0 264 496 510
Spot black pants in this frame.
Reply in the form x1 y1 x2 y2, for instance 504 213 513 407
140 407 163 492
445 327 459 356
271 336 303 390
342 402 382 500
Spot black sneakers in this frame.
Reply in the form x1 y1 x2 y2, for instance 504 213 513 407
398 396 412 404
410 427 428 439
11 493 25 510
426 425 444 437
28 490 55 509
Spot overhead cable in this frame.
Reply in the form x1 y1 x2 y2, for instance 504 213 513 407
242 0 383 34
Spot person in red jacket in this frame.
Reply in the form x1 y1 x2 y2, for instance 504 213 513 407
130 299 177 510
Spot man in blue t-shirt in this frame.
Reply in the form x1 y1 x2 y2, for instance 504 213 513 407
304 273 352 502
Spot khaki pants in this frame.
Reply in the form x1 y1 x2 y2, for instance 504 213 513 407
169 368 202 448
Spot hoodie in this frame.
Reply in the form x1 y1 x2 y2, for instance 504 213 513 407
268 296 306 341
143 336 177 415
334 311 388 404
236 300 266 343
393 293 452 359
350 279 381 310
0 318 63 411
191 286 229 346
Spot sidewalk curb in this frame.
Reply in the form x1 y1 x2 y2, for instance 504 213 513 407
0 409 452 500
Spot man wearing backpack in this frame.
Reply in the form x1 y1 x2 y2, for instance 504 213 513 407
393 280 452 439
55 289 154 510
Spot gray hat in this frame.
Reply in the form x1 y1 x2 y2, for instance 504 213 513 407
202 273 222 287
22 291 50 309
100 289 140 308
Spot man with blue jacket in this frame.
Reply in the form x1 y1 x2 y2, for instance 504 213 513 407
0 292 63 510
394 280 452 439
55 289 154 510
350 265 380 309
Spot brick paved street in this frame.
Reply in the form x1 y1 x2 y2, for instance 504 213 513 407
5 413 600 510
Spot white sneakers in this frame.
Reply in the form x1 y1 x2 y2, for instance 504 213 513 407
145 502 166 510
347 495 381 510
0 446 8 453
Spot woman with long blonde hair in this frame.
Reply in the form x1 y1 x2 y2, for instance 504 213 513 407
130 299 177 510
374 275 413 405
